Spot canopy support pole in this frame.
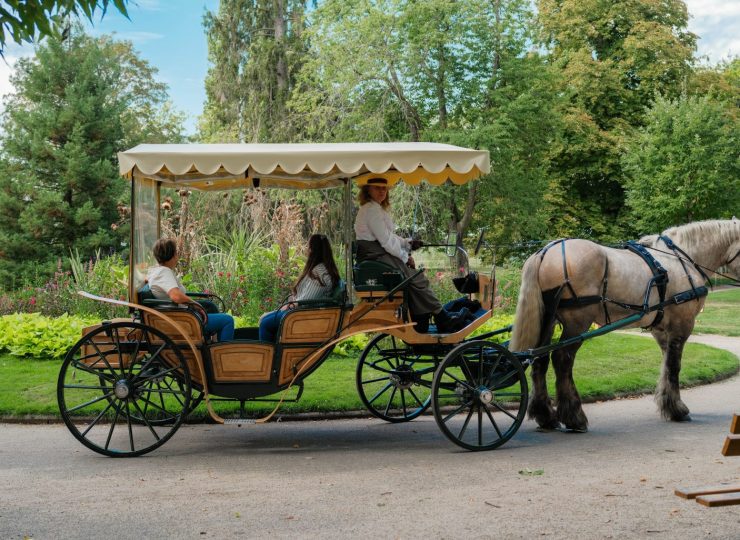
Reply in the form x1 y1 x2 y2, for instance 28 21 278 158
343 178 354 301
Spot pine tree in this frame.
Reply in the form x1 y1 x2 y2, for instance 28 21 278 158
0 28 184 288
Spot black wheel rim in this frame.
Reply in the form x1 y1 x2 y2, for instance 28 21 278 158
356 333 436 423
432 340 527 451
57 321 191 457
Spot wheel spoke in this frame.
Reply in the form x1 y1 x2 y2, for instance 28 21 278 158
490 400 518 421
66 390 116 413
125 400 135 452
441 368 475 392
484 405 503 438
443 399 474 423
384 386 398 416
126 333 144 378
407 387 425 408
134 394 178 420
400 388 407 418
63 384 113 390
367 382 393 405
362 375 390 385
104 401 123 451
133 364 180 384
80 398 117 437
458 405 475 439
85 340 120 381
477 403 483 446
113 328 126 379
131 399 161 441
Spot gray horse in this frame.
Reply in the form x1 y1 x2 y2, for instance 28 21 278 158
509 219 740 432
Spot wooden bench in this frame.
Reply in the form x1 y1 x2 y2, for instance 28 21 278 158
675 413 740 507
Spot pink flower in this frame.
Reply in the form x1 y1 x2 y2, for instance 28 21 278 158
226 272 231 279
217 272 224 277
276 270 285 278
29 297 36 306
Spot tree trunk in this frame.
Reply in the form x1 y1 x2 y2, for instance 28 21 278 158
387 68 422 141
274 0 288 96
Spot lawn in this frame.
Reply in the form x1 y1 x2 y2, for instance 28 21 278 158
1 332 736 419
694 288 740 336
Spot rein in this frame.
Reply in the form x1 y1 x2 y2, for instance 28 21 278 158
645 239 740 288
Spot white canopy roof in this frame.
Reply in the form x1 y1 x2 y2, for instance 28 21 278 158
118 142 490 190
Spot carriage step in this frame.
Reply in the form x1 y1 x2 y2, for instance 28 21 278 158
224 418 257 425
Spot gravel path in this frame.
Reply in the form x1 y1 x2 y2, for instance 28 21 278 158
1 334 739 539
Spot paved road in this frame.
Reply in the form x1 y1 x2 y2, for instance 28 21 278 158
1 335 739 539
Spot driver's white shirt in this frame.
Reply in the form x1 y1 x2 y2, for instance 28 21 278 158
354 201 411 263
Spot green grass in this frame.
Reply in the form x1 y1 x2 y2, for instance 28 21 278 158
694 289 740 336
2 332 736 418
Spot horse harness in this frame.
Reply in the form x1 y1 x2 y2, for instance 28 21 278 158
538 236 708 330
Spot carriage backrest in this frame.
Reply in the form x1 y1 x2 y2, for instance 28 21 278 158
353 260 404 292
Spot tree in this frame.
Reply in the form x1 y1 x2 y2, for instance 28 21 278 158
199 0 309 142
0 28 185 288
537 0 697 237
623 95 739 232
0 0 128 53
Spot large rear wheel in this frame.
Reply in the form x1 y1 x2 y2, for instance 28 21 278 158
58 321 191 457
356 333 436 422
432 340 527 451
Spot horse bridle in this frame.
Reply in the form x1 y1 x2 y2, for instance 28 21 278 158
654 235 740 287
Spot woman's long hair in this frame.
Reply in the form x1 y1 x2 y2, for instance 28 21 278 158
293 234 341 293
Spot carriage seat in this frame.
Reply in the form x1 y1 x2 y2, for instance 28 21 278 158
353 260 405 292
136 284 209 344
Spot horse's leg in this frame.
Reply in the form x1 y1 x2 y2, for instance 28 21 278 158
527 323 559 430
551 316 593 432
652 328 691 421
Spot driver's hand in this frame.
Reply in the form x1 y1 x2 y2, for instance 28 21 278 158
406 255 416 269
409 238 424 251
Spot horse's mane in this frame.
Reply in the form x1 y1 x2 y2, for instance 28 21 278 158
661 219 739 254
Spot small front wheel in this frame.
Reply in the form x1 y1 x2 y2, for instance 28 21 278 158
356 333 435 422
58 321 191 457
432 340 527 451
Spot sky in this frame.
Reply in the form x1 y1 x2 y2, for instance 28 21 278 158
1 0 738 136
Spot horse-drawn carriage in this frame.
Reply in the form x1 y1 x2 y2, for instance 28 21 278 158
57 143 740 457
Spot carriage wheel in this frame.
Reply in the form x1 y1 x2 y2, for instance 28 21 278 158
58 321 191 457
432 340 527 451
356 333 436 423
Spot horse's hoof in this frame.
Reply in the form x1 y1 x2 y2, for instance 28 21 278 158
535 424 561 433
565 425 588 433
673 414 692 422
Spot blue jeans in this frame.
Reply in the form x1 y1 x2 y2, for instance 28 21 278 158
204 313 235 341
259 309 289 342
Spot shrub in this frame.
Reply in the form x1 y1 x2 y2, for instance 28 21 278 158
0 313 97 359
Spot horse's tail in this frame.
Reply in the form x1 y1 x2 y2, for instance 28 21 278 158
509 252 544 352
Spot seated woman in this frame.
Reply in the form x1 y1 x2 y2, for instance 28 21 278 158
147 238 235 342
259 234 340 342
354 177 468 334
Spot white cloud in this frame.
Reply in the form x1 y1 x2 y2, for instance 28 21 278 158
684 0 740 63
105 30 164 44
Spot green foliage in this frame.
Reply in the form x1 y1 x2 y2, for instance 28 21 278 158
537 0 697 235
623 95 740 232
0 313 96 359
0 28 185 288
200 0 308 142
694 290 740 337
0 0 128 51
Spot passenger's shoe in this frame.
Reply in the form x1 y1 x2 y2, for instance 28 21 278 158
434 307 471 334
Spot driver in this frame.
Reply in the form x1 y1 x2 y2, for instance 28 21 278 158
354 177 468 333
147 238 235 342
